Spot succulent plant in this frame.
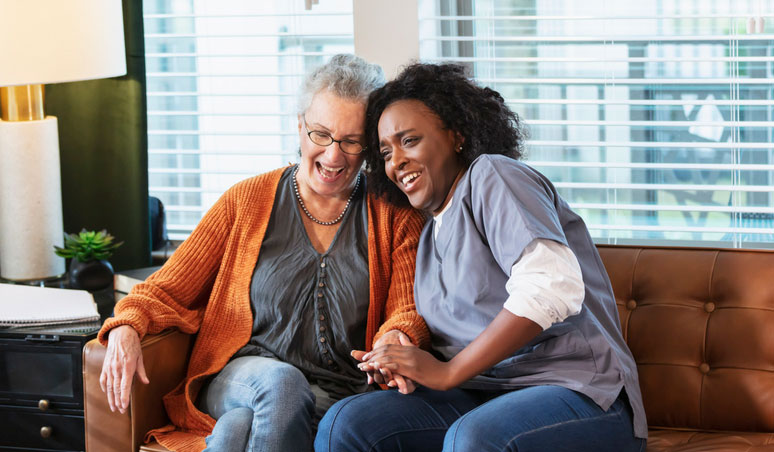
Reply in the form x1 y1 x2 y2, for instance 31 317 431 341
54 229 124 263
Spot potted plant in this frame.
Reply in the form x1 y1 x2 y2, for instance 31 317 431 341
54 229 124 291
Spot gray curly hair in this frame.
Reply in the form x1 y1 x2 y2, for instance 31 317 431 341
297 54 386 115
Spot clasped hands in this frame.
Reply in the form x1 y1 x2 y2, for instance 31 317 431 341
351 329 454 394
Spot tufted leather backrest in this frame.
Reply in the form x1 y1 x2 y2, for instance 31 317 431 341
597 245 774 433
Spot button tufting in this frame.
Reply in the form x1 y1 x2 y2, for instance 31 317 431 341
699 363 710 374
704 302 715 313
626 300 637 310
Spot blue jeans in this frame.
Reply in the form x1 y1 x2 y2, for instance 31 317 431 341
315 385 645 452
199 356 336 452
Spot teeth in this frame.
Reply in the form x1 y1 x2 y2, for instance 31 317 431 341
318 162 344 177
401 172 421 186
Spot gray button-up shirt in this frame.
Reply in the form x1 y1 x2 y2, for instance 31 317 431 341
233 167 370 399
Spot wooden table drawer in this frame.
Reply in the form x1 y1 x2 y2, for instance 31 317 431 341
0 406 84 451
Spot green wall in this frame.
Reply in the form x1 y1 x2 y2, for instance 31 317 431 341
45 0 150 271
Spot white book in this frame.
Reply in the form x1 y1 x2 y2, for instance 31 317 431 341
0 283 99 327
113 265 161 294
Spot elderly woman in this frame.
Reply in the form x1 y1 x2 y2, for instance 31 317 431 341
315 63 647 452
98 54 428 452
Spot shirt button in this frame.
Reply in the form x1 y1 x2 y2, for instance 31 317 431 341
319 315 325 321
319 282 324 288
327 359 334 365
319 326 326 332
320 262 326 268
318 292 323 298
322 348 329 354
319 337 326 343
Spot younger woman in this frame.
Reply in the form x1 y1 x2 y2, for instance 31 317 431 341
315 63 647 452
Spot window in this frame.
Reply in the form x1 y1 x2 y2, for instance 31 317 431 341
143 0 354 239
420 0 774 248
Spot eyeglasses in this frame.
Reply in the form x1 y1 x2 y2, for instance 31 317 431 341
303 116 365 155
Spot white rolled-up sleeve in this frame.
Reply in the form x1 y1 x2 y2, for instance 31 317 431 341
503 238 585 330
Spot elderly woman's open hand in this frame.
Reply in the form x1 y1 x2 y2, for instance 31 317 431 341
100 325 150 413
352 330 417 394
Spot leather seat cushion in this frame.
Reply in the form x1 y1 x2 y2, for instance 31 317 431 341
647 429 774 451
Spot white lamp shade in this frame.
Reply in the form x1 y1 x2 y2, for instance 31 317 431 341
0 0 127 86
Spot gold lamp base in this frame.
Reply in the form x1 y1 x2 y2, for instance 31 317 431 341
0 84 45 122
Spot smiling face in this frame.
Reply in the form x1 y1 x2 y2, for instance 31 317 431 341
377 99 465 215
297 90 366 200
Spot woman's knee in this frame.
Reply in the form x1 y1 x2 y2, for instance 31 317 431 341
316 392 395 452
317 394 369 443
212 357 314 415
251 362 314 412
444 413 494 452
258 361 308 390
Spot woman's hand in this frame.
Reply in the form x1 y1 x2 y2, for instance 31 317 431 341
99 325 150 413
359 343 454 391
352 330 417 394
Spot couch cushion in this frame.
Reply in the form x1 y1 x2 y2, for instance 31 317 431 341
647 429 774 451
598 246 774 433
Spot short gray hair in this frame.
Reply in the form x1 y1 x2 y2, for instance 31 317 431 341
297 54 386 115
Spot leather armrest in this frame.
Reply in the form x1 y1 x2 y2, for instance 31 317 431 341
83 329 194 452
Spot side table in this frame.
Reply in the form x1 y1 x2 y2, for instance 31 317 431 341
0 286 115 451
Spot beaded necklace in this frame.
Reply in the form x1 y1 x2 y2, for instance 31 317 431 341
292 166 360 226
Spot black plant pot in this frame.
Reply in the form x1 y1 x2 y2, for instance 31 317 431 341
69 259 114 291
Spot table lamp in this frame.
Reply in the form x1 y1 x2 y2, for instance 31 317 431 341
0 0 126 282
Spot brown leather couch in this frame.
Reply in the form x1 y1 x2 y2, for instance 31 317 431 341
83 245 774 451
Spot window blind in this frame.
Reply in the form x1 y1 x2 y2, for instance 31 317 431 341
143 0 354 239
419 0 774 248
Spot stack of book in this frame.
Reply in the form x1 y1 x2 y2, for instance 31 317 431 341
114 265 162 299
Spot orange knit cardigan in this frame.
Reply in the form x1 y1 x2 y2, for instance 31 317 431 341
98 167 429 452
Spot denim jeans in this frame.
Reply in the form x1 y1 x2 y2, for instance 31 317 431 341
198 355 337 452
315 385 646 452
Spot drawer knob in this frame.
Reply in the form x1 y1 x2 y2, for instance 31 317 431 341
38 399 50 411
40 426 52 438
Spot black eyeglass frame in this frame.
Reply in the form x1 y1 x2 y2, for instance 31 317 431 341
302 116 366 155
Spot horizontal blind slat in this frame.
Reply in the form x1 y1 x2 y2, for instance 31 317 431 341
526 140 772 149
420 14 772 20
421 34 774 42
554 182 772 192
571 203 774 213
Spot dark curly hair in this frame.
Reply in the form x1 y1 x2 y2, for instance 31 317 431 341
364 62 528 205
